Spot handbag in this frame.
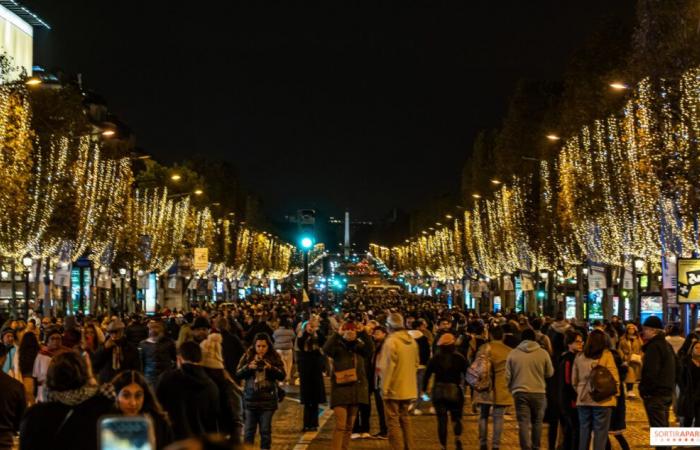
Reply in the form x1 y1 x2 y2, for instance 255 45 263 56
629 353 642 364
432 382 463 403
334 354 358 385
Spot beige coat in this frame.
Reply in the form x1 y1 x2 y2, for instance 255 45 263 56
377 329 419 400
618 334 643 383
572 349 620 407
474 340 514 406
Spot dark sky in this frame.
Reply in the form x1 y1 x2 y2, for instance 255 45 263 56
24 1 634 222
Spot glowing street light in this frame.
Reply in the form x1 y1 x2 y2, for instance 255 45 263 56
25 77 41 86
609 82 629 90
472 193 482 199
170 174 182 181
194 189 204 195
491 179 502 185
301 237 313 250
101 129 116 137
445 214 453 220
546 134 561 141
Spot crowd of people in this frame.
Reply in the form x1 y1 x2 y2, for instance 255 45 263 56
0 290 694 450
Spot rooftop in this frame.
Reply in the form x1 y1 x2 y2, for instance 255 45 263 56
0 0 50 29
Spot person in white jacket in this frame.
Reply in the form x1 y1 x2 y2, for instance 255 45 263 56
377 312 419 450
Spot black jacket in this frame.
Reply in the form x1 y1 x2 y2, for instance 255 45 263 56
20 394 113 450
235 352 285 411
139 336 176 387
126 322 149 346
156 364 221 440
556 351 577 412
220 329 245 375
296 331 327 404
639 332 676 399
0 371 25 448
93 338 141 383
244 321 275 346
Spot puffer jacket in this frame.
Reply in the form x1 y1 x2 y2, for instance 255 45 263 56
235 352 285 411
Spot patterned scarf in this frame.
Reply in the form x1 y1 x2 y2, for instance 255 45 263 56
47 382 114 406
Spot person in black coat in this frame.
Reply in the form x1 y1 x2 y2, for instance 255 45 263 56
296 319 327 432
125 316 149 347
679 341 700 426
20 351 114 450
236 333 286 450
556 330 582 450
156 341 220 441
93 319 141 383
138 320 176 387
0 344 25 449
215 317 245 375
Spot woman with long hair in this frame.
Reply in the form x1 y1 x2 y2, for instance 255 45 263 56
618 324 643 398
235 332 286 450
18 331 40 405
110 370 174 450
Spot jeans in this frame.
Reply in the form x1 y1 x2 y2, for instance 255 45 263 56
352 402 371 433
577 406 612 450
384 399 415 450
244 409 274 449
513 392 546 450
434 401 463 447
411 367 427 410
561 407 580 450
479 404 506 448
276 349 294 383
304 403 319 428
644 396 672 450
332 405 358 450
374 388 388 435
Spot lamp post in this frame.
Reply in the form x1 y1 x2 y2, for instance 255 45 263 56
634 258 645 322
119 268 127 316
22 254 32 320
301 237 313 304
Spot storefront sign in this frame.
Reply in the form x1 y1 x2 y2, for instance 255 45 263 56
194 248 209 271
677 258 700 303
589 266 607 290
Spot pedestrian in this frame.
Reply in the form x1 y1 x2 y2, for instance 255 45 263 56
0 343 25 450
572 329 619 450
639 316 676 450
422 332 468 450
618 323 643 398
32 326 69 403
20 351 114 450
296 318 327 432
236 333 286 450
475 324 513 450
505 328 554 450
547 312 570 368
92 318 140 383
556 330 583 450
125 315 149 347
369 325 389 439
377 312 419 450
351 321 376 439
17 331 39 405
607 348 631 450
323 321 372 450
1 328 19 381
138 320 176 387
156 341 220 441
273 317 296 385
191 316 212 344
110 370 174 450
678 341 700 426
216 316 245 377
407 319 431 416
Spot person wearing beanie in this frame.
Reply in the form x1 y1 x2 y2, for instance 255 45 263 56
639 315 675 450
192 317 211 344
93 318 140 384
377 312 419 450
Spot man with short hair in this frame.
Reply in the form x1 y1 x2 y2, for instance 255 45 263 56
157 341 221 440
139 320 176 387
505 328 554 450
0 343 25 449
192 316 211 344
639 316 676 450
377 312 419 450
93 318 140 383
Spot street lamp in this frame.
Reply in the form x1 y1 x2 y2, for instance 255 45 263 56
546 134 561 141
22 254 32 320
301 237 313 303
491 179 502 185
119 267 127 315
472 193 482 199
25 77 42 86
170 174 182 181
609 82 629 91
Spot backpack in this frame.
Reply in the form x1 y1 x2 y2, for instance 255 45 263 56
466 345 492 392
588 353 617 402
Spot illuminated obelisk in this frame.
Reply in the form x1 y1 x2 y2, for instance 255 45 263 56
344 211 350 258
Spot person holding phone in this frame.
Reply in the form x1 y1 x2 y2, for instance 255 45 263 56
235 333 285 450
110 370 174 450
296 318 327 432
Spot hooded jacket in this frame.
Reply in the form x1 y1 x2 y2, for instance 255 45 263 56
377 329 419 400
547 320 570 367
408 329 430 366
505 340 554 395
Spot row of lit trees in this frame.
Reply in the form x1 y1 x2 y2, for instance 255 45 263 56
373 65 700 281
0 65 298 281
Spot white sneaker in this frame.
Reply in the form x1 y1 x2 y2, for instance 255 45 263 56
351 433 361 440
413 409 423 416
361 433 372 439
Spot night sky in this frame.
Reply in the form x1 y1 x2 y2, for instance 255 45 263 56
24 1 634 222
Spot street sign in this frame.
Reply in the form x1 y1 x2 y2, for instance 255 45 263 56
194 248 209 271
677 258 700 303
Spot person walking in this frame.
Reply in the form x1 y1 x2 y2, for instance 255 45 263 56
351 322 376 439
505 328 554 450
557 330 583 450
273 317 296 386
370 325 389 439
377 312 419 450
138 320 176 388
236 333 286 450
475 324 513 450
422 332 468 450
618 324 643 399
679 341 700 426
639 316 676 450
93 318 140 384
16 331 39 406
572 329 619 450
323 322 372 450
0 343 25 450
607 347 631 450
296 318 327 432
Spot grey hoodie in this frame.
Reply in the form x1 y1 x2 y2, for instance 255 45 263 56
505 340 554 395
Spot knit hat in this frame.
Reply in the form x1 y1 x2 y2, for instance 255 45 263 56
643 315 664 330
192 317 210 330
1 327 15 339
199 333 224 369
437 332 456 346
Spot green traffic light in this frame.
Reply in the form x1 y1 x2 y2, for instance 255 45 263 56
301 237 313 249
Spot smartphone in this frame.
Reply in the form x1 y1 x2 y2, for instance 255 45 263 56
99 415 155 450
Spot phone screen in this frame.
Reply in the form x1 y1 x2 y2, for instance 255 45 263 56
99 415 154 450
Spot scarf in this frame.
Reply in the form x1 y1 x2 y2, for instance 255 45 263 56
47 383 115 406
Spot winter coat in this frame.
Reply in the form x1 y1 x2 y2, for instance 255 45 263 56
139 336 176 387
203 367 243 436
422 347 467 406
548 320 570 368
571 349 619 407
556 351 578 412
221 329 245 375
640 332 677 399
19 392 113 450
408 330 431 366
235 352 286 411
505 340 554 395
618 334 643 383
92 338 141 383
475 340 513 406
609 351 628 432
296 330 327 405
323 333 371 407
377 329 420 400
156 364 221 440
0 371 25 449
678 355 700 422
125 322 149 347
272 328 296 351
